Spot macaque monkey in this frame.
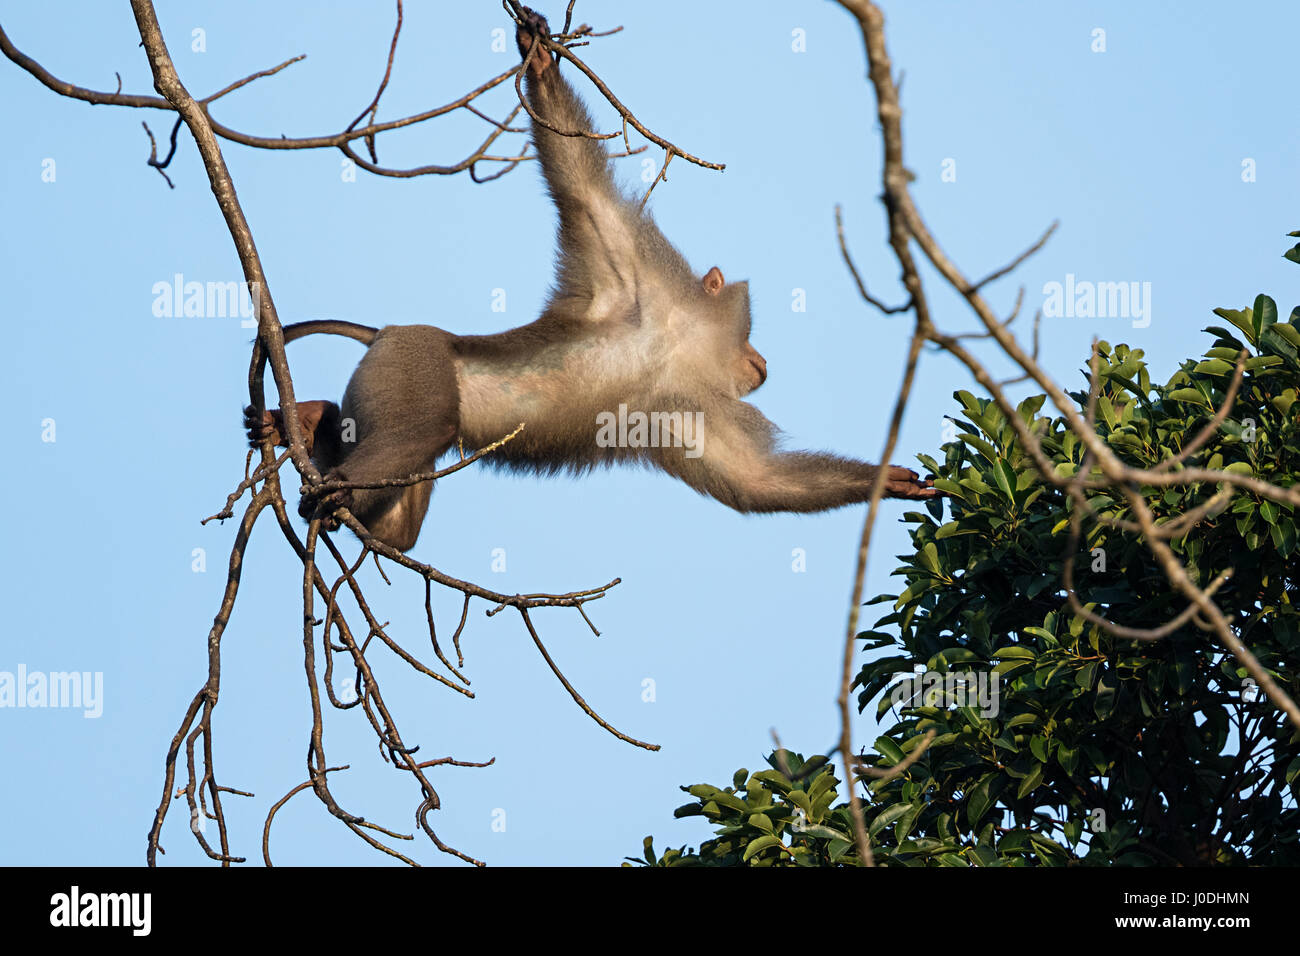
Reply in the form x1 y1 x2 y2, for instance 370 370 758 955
246 7 935 552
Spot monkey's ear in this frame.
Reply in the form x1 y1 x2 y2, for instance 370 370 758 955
702 266 725 296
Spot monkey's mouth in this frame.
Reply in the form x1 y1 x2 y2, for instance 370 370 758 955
747 349 768 389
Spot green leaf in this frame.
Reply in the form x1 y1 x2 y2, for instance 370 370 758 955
1167 387 1212 407
966 775 998 827
742 834 785 862
1016 762 1045 799
895 802 923 843
1016 394 1047 422
869 803 913 837
828 838 854 863
999 828 1033 853
875 736 906 764
970 846 999 867
712 792 750 812
1212 306 1259 345
807 770 838 804
932 478 966 500
1271 324 1300 347
954 390 983 414
936 520 977 539
1193 358 1236 376
929 647 983 669
993 460 1018 503
1286 756 1300 786
1254 294 1279 339
800 823 850 842
1245 355 1283 370
1097 393 1118 428
958 433 1000 464
1093 675 1117 719
1057 745 1080 775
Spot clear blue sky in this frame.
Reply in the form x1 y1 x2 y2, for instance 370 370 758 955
2 1 1296 866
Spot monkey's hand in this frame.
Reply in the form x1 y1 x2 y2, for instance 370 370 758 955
882 466 939 500
515 6 553 77
244 404 285 448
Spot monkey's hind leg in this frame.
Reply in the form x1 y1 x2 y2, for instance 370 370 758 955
305 424 456 552
292 324 461 552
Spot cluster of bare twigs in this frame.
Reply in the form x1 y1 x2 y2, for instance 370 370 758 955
0 0 723 189
832 0 1300 866
2 1 720 866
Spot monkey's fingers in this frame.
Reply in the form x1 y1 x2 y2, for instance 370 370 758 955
243 405 286 448
884 465 940 500
887 482 940 499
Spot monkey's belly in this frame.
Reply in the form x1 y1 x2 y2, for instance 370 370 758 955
457 366 657 470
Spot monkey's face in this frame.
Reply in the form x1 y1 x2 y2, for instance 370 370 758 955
711 275 766 395
699 268 765 396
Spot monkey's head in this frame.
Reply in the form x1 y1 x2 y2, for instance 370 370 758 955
702 265 767 396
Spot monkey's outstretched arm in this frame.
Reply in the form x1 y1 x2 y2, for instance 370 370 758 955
657 401 936 512
516 11 617 203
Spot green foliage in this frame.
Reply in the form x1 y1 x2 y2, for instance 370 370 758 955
626 752 861 867
636 236 1300 866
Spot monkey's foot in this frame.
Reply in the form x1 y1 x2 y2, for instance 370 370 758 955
515 6 552 76
298 483 351 532
883 466 939 500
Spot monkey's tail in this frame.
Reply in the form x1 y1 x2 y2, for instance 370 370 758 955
282 319 379 346
246 320 378 416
